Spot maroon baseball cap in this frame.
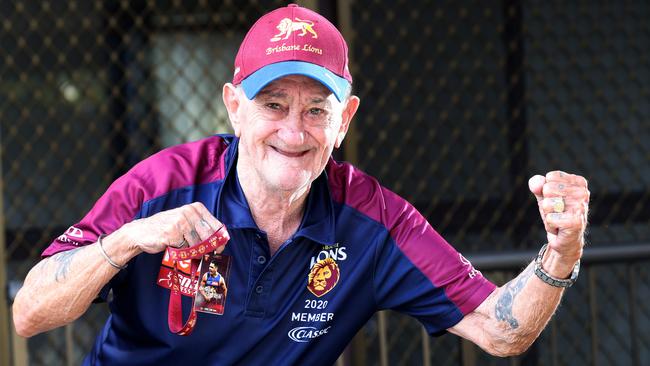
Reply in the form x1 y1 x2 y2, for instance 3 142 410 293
232 4 352 101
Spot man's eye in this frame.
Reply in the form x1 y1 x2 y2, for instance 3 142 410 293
266 103 281 110
308 108 324 115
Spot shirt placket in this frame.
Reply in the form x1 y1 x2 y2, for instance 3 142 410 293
245 231 273 317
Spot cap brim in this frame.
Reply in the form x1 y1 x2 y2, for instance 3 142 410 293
241 61 350 102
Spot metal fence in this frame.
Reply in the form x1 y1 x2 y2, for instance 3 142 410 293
1 0 649 365
348 247 650 366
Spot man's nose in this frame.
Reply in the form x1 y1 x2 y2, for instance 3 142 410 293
277 109 306 145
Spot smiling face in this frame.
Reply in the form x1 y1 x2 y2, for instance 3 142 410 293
224 75 359 194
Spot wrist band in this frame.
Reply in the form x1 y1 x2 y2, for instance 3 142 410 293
533 244 579 288
98 234 128 270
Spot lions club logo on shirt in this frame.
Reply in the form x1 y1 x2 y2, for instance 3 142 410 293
307 258 340 297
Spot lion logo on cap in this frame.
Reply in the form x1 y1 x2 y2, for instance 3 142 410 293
307 258 340 297
271 17 318 42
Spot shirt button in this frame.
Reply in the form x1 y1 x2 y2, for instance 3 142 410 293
257 255 267 264
255 285 263 294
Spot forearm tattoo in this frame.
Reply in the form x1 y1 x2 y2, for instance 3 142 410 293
52 247 83 283
495 265 534 329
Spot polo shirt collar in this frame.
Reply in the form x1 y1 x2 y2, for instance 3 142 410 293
217 136 336 246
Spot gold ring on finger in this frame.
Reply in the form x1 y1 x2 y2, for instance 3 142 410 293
552 197 565 213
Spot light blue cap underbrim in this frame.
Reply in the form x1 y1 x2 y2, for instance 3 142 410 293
241 61 351 102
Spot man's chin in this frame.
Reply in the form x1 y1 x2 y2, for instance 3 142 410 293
264 172 312 192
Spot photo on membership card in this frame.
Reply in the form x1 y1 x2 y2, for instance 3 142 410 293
194 252 232 315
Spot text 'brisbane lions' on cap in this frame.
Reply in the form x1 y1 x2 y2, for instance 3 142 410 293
232 4 352 101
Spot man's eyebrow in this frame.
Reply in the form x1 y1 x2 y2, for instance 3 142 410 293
256 89 288 99
309 96 327 104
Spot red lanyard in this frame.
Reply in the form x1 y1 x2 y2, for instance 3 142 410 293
166 226 230 335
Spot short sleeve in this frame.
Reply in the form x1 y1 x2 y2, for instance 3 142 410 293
41 171 149 258
373 194 496 335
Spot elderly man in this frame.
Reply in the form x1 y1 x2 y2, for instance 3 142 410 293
13 4 589 365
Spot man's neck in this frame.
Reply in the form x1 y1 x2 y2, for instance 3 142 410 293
236 163 310 255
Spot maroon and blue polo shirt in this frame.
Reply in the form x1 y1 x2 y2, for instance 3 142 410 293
42 134 495 365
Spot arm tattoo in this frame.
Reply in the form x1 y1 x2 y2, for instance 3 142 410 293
495 265 534 329
52 247 83 283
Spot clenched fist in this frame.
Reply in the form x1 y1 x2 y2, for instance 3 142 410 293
528 171 590 275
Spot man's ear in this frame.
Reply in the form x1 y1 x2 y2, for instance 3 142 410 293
223 83 242 137
335 95 360 148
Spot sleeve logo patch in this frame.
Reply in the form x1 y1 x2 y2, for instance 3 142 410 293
65 226 84 238
307 258 340 297
459 254 482 279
